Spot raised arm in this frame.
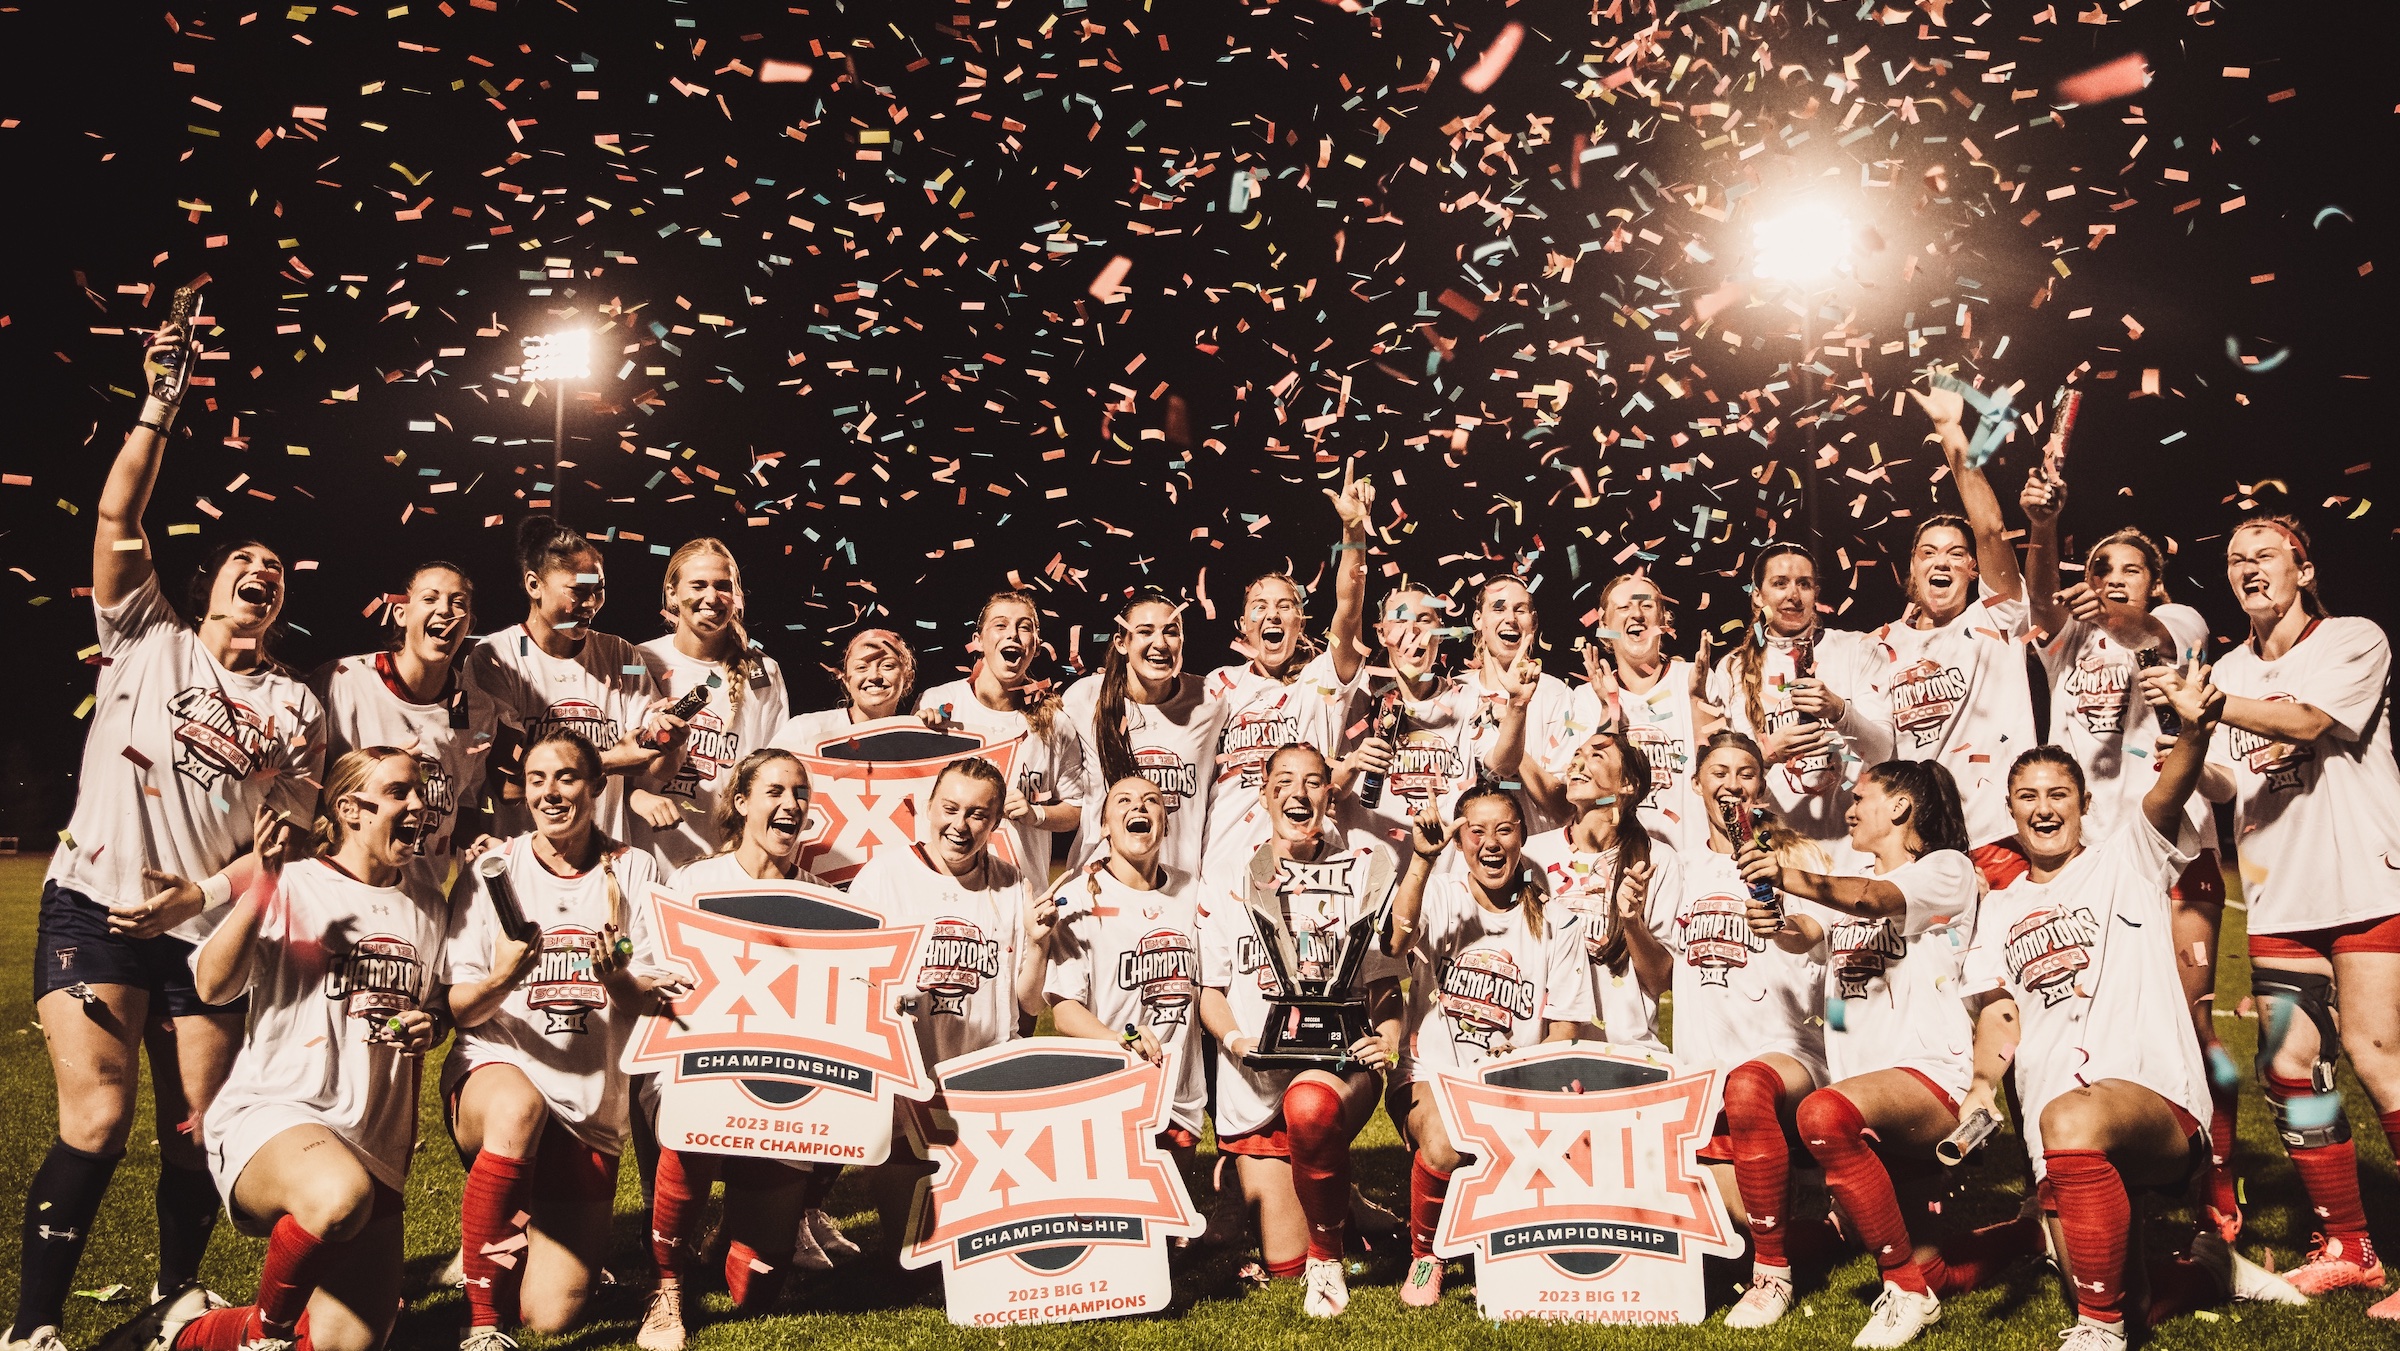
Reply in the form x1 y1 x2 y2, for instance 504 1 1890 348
96 323 197 607
2139 662 2225 837
1385 808 1451 956
1323 473 1375 685
2019 467 2068 638
1911 387 2022 602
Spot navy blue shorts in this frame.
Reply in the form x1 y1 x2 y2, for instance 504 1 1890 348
34 881 245 1019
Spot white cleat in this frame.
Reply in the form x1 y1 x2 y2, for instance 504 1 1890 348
805 1209 860 1261
635 1283 685 1351
788 1213 834 1273
1852 1283 1941 1348
8 1327 67 1351
1724 1269 1793 1329
2054 1320 2127 1351
1302 1257 1349 1318
2230 1249 2308 1306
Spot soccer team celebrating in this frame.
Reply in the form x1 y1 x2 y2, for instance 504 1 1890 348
14 304 2400 1351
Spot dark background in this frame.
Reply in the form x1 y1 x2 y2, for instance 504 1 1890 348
0 0 2392 840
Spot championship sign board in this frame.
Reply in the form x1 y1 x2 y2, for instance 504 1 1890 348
1430 1043 1739 1323
626 879 931 1167
900 1039 1204 1327
788 715 1024 885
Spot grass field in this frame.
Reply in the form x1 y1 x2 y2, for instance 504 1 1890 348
3 853 2394 1350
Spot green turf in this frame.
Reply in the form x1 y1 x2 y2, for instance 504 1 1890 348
3 853 2392 1348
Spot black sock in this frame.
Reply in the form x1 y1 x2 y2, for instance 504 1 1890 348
155 1159 221 1293
12 1139 123 1338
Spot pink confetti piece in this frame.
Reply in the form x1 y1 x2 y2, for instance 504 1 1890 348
1087 254 1133 301
758 60 814 84
1458 23 1523 94
2057 52 2149 106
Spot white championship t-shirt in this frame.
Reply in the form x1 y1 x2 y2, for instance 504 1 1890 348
2038 604 2213 851
1040 862 1207 1134
1201 653 1359 865
1709 631 1895 846
1818 850 1980 1097
314 651 500 906
48 575 326 942
766 703 874 753
1451 665 1576 832
1399 873 1593 1082
1337 672 1476 845
1875 593 2038 848
1197 839 1404 1137
2208 617 2400 934
1521 826 1685 1054
635 637 790 870
198 857 449 1197
1558 660 1709 854
1063 674 1227 883
916 677 1086 884
469 625 660 843
1959 813 2209 1176
1665 849 1828 1085
442 835 669 1155
847 843 1031 1070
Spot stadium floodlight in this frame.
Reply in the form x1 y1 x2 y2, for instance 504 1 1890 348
1752 201 1855 285
521 328 592 517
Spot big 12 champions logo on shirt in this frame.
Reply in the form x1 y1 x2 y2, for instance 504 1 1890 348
902 1039 1203 1328
1624 722 1684 794
529 928 609 1034
1826 918 1906 1001
528 697 621 751
1889 659 1968 750
2064 652 2135 736
1438 949 1538 1052
1215 705 1298 795
627 881 931 1167
324 936 425 1028
1131 746 1199 814
1681 893 1767 986
2224 693 2314 793
788 716 1023 886
919 918 1003 1016
665 706 738 800
2004 906 2099 1007
1390 730 1465 816
1118 930 1198 1027
1430 1045 1740 1322
410 754 459 851
168 686 280 791
1763 707 1838 794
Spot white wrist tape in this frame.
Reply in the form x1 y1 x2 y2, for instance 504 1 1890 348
137 396 181 433
199 872 233 908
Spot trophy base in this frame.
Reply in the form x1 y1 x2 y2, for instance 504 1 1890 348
1239 994 1376 1073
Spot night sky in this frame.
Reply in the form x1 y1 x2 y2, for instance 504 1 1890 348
1 0 2392 839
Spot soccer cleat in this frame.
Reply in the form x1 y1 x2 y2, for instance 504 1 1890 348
2282 1233 2386 1297
1399 1255 1443 1308
635 1283 685 1351
436 1245 467 1289
89 1282 211 1351
2187 1230 2308 1307
806 1209 860 1261
1851 1283 1940 1348
230 1339 290 1351
1302 1257 1349 1318
6 1327 67 1351
459 1329 520 1351
788 1215 835 1273
1723 1269 1793 1329
2054 1320 2126 1351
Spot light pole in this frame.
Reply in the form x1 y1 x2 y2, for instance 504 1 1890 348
521 328 591 520
1750 202 1855 554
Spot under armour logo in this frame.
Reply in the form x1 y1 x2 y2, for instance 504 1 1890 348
35 1225 80 1242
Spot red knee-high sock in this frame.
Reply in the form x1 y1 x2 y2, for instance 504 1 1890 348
650 1149 714 1275
1797 1090 1924 1293
1920 1213 2045 1296
2264 1073 2370 1241
172 1309 253 1351
255 1215 331 1332
461 1150 535 1330
1409 1155 1451 1260
1723 1061 1794 1269
2043 1149 2131 1324
723 1241 785 1311
1282 1081 1352 1262
2380 1109 2400 1178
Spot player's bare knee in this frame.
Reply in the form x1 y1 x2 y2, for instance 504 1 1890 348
288 1171 378 1244
2037 1091 2110 1152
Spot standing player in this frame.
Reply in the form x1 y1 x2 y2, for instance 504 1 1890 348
1450 577 1576 831
1386 786 1592 1307
469 517 669 844
638 750 849 1351
1880 388 2038 886
2209 515 2400 1310
316 562 497 906
1520 730 1681 1054
917 590 1085 882
2021 467 2235 1236
149 752 447 1351
845 758 1053 1260
1961 669 2299 1348
1197 745 1404 1318
1672 733 1830 1329
1042 776 1207 1158
768 628 918 749
18 318 325 1351
1339 588 1476 844
1709 545 1895 848
1199 477 1372 869
636 539 789 868
445 731 683 1351
1559 572 1720 851
1064 592 1228 883
1736 760 1979 1347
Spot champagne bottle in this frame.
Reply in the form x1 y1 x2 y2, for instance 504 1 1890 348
1357 688 1404 808
2136 646 2182 738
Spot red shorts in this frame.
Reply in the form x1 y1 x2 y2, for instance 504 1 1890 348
2170 849 2224 906
447 1063 618 1205
1159 1126 1199 1151
1897 1067 1961 1119
1218 1121 1291 1160
1971 841 2030 891
2249 909 2400 963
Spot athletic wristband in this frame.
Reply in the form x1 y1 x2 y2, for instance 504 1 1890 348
199 871 233 908
137 396 181 436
